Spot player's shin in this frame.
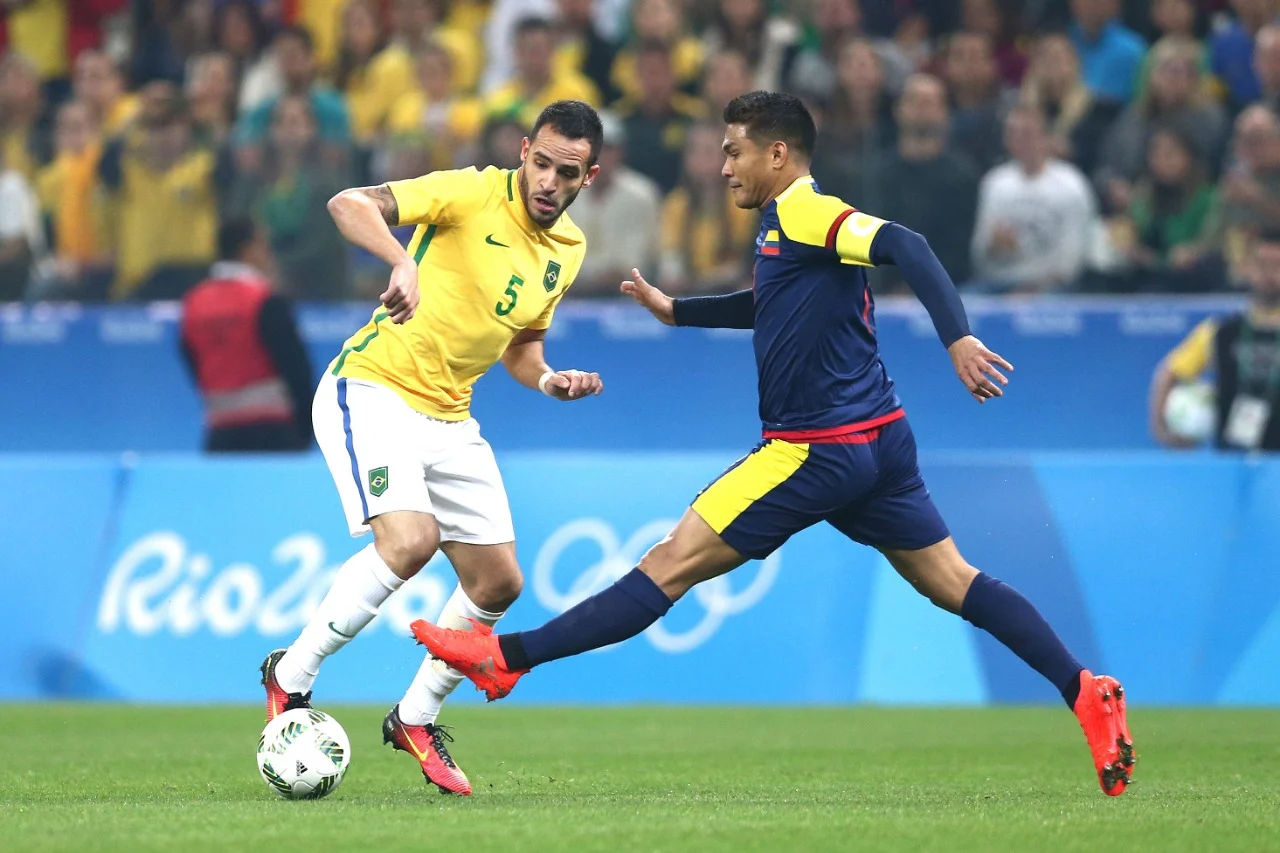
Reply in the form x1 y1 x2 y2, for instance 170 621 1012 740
960 572 1085 708
275 543 404 693
398 585 504 725
498 568 673 669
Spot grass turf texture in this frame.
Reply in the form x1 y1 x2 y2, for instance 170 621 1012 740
2 706 1278 852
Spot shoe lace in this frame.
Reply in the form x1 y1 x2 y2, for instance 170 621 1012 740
426 724 458 768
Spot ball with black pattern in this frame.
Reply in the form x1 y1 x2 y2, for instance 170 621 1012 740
256 708 351 800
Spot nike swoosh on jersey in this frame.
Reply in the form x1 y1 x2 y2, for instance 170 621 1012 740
485 234 510 248
328 621 356 639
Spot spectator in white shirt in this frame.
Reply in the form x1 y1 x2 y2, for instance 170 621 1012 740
0 152 44 301
971 105 1097 291
568 112 662 295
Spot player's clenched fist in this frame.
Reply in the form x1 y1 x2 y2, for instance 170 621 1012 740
381 260 421 324
539 369 604 400
947 335 1013 404
620 268 675 326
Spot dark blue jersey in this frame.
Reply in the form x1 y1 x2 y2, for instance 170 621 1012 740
752 177 902 438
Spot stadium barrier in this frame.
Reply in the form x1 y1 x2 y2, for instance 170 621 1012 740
0 296 1245 452
2 451 1277 705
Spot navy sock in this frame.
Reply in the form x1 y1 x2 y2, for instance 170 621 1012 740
960 572 1085 709
499 568 673 670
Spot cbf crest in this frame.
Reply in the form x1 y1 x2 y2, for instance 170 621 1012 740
543 260 561 292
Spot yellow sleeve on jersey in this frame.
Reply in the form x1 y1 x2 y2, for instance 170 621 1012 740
387 167 491 226
1166 318 1217 380
833 211 891 266
775 182 888 267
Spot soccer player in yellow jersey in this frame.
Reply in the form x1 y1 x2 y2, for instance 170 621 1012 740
259 101 606 796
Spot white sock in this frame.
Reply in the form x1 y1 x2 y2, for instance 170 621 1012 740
397 585 504 725
275 543 404 694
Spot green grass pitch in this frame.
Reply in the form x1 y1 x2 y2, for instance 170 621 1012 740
2 705 1279 852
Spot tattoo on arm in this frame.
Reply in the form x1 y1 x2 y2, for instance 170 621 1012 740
361 184 399 226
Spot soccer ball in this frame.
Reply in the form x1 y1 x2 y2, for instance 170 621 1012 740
1163 380 1216 443
257 708 351 800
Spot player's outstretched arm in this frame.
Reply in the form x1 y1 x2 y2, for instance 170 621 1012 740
620 268 676 324
501 327 603 401
622 268 755 329
327 184 419 324
869 223 1011 403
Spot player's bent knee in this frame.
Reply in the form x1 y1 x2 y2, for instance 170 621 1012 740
920 566 977 614
637 543 690 601
466 567 523 612
882 538 978 615
638 511 745 601
371 513 441 578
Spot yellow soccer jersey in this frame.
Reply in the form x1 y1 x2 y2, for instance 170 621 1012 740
331 166 585 419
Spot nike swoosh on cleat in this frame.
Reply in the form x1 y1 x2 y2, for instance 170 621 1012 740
398 723 428 761
485 234 510 248
328 621 356 639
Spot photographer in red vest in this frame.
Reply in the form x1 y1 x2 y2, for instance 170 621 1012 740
180 219 314 452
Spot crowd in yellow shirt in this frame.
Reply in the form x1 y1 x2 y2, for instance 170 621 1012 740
0 0 783 302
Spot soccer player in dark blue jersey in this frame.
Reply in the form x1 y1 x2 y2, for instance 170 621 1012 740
412 92 1135 796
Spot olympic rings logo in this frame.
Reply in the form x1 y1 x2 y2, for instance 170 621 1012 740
531 518 781 653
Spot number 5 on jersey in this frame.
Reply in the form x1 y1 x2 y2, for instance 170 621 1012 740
496 274 524 316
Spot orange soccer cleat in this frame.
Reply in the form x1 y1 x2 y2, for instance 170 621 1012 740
382 706 472 795
409 618 528 701
259 649 312 722
1073 670 1136 796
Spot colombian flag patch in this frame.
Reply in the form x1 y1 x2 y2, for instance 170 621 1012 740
760 230 781 256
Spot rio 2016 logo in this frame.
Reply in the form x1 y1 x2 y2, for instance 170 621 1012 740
96 521 780 651
96 532 450 637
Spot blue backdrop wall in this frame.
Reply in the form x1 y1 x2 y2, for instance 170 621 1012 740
0 296 1243 452
2 452 1277 706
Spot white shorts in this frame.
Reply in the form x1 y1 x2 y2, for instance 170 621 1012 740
313 373 515 543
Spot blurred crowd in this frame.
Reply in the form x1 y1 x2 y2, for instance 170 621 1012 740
4 0 1280 301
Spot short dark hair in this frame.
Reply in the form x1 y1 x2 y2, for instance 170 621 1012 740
514 16 554 38
530 99 605 166
218 218 260 261
274 24 314 53
723 90 817 158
